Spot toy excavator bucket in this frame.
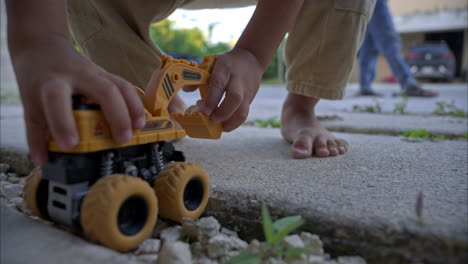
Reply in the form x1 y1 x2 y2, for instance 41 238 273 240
172 113 222 139
172 55 223 140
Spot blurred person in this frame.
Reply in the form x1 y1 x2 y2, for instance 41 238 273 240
7 0 375 161
358 0 437 97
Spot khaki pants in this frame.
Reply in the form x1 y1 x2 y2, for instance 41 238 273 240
68 0 375 100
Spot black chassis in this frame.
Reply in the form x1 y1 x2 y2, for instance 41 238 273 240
39 141 185 229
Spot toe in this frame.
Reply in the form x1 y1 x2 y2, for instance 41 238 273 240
314 136 329 157
327 140 339 156
291 133 313 159
337 139 348 154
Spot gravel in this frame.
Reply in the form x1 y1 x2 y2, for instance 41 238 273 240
1 164 367 264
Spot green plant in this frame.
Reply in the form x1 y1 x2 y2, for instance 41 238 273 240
227 205 309 264
401 129 445 141
352 99 382 113
252 117 281 128
433 101 467 117
393 96 408 114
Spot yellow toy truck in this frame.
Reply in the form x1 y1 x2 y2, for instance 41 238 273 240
23 55 222 252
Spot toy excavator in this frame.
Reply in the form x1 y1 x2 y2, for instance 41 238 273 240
23 55 222 252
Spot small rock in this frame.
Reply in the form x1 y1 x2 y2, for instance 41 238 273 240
301 232 324 256
7 175 21 184
0 182 23 199
206 234 248 259
197 217 221 240
157 241 192 264
264 257 286 264
160 226 183 241
0 163 10 174
0 173 7 181
247 239 262 254
192 256 219 264
152 219 172 238
283 234 305 249
220 227 238 237
337 256 366 264
136 254 159 264
135 238 161 255
16 198 31 214
182 217 199 239
307 255 325 264
182 216 221 241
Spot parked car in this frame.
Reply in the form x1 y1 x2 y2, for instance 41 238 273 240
405 42 456 82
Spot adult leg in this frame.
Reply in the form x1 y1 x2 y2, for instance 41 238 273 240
366 0 417 89
358 32 381 95
67 0 187 113
282 0 374 158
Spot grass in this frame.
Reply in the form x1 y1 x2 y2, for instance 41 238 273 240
227 205 309 264
433 101 467 117
401 129 445 141
393 96 408 115
352 99 382 113
245 116 281 128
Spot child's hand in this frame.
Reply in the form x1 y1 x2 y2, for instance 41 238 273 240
12 37 145 165
200 48 263 132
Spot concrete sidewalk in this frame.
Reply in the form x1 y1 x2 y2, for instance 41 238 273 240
1 124 467 263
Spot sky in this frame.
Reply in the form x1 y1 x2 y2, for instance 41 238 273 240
167 7 256 44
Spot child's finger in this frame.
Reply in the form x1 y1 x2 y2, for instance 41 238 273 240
182 85 198 92
211 80 243 122
203 66 230 116
106 74 146 129
221 102 250 132
41 79 78 150
77 76 133 144
25 114 49 165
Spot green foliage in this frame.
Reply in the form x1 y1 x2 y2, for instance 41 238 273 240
151 20 208 58
150 19 281 80
228 253 262 264
228 205 308 264
401 129 445 141
433 101 467 117
393 96 408 115
250 116 281 128
464 132 468 139
352 100 382 113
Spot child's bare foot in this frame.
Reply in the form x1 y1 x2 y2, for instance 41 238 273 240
281 93 348 159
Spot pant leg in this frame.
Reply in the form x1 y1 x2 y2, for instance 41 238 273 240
285 0 376 100
67 0 186 89
366 0 417 88
358 31 380 91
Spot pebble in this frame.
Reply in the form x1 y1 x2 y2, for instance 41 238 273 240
0 182 23 200
135 238 161 255
0 173 7 181
136 254 159 264
157 241 192 264
7 176 21 184
0 163 10 173
16 198 31 214
206 233 248 259
337 256 367 264
301 232 324 256
198 217 221 240
160 226 183 242
182 216 221 241
283 234 305 249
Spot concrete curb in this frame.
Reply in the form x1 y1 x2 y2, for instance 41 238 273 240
204 188 468 264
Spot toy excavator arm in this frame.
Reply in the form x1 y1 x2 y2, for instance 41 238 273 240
144 55 222 139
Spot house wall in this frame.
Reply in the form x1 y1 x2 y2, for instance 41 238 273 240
388 0 467 15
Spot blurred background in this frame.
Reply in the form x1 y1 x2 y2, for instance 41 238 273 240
1 0 467 99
